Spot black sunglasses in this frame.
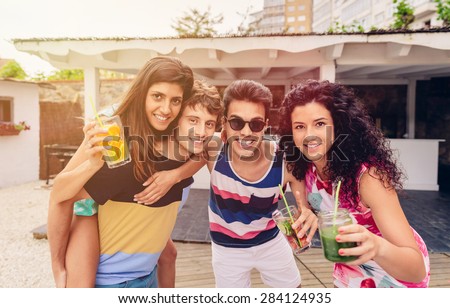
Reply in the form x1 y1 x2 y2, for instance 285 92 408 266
225 117 266 133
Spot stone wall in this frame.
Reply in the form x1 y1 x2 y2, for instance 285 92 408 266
39 78 133 111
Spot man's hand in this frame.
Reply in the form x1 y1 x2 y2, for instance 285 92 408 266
292 190 318 243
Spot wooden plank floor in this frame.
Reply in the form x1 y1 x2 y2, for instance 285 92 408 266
174 242 450 288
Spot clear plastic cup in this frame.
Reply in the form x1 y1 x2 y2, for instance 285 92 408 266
272 205 310 255
317 209 358 262
98 115 131 169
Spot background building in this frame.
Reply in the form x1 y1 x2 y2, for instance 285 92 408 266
312 0 440 33
250 0 313 34
0 79 40 188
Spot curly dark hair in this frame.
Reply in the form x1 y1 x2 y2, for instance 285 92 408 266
278 80 403 204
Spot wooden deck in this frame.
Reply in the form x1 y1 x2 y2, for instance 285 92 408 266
174 242 450 288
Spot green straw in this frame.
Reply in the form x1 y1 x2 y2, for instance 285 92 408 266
333 180 342 217
278 184 294 224
89 97 104 128
278 185 303 248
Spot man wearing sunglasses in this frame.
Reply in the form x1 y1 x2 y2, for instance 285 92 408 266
206 80 317 288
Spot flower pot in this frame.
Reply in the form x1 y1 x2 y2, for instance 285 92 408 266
0 129 21 136
0 121 30 136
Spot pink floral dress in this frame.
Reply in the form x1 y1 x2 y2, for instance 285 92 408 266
305 164 430 288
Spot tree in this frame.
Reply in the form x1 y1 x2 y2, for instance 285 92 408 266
0 60 27 79
392 0 415 30
32 69 130 81
46 69 84 81
435 0 450 26
172 7 223 37
235 6 259 35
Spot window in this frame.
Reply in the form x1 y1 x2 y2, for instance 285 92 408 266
299 25 306 32
0 97 13 122
298 5 305 10
288 5 295 12
298 15 306 21
287 16 295 22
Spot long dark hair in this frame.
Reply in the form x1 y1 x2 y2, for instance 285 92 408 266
115 56 193 181
278 80 403 204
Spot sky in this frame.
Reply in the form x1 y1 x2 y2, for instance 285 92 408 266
0 0 263 77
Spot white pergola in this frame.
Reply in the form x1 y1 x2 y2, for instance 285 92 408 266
14 32 450 138
13 32 450 190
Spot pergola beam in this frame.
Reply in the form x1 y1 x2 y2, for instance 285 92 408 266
96 51 118 63
269 49 278 59
386 43 412 58
261 67 271 78
208 49 220 61
286 67 314 79
325 43 344 60
221 67 238 79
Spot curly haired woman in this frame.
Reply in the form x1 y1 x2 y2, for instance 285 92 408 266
278 79 430 288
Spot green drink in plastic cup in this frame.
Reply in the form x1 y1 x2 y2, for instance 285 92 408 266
318 209 358 262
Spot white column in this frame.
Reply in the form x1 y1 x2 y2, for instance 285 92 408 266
320 62 336 82
83 67 100 121
406 78 417 139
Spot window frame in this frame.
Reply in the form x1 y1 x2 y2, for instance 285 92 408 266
0 96 14 122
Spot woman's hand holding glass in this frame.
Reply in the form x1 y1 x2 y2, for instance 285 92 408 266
334 224 383 266
82 121 107 170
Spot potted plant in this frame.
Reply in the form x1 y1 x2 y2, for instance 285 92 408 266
0 121 31 136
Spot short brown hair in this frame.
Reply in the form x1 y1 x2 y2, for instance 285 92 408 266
182 80 224 124
222 80 272 120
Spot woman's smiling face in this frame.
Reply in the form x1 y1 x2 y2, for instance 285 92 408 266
291 101 335 166
145 82 184 131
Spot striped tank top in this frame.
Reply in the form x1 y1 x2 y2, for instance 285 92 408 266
209 142 285 248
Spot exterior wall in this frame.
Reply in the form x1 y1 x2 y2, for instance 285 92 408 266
390 139 443 191
311 0 333 32
0 80 39 188
254 0 285 33
250 0 313 34
285 0 312 33
312 0 439 32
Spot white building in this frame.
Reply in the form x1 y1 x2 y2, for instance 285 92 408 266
250 0 286 33
313 0 440 33
250 0 313 34
0 79 40 188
